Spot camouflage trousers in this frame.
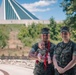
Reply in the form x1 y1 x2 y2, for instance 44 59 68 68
33 62 55 75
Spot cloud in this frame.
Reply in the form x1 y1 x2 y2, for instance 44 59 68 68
22 0 57 12
31 8 50 12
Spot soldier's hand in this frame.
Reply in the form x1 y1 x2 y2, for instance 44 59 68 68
28 52 37 58
47 55 52 64
57 66 65 74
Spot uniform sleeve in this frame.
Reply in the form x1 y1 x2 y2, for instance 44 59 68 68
53 43 61 55
30 43 38 53
53 45 57 55
51 43 56 50
73 43 76 56
50 43 56 58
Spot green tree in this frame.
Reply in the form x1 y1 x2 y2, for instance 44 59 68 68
48 18 59 40
18 26 29 40
61 0 76 28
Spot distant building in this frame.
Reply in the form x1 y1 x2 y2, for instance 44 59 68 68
0 0 38 20
0 0 50 25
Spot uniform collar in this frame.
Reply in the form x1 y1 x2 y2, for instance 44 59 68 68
62 40 72 47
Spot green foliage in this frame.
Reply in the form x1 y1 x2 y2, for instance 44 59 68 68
18 23 48 47
0 24 24 48
0 18 76 48
71 29 76 41
0 30 8 48
61 0 76 29
61 0 76 15
49 18 58 40
48 17 62 40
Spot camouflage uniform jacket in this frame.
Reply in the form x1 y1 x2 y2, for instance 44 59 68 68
30 41 55 75
54 40 76 75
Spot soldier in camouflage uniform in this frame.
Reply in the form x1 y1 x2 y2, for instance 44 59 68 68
29 28 55 75
53 26 76 75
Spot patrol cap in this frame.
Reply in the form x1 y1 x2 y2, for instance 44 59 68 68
41 28 50 34
60 26 70 33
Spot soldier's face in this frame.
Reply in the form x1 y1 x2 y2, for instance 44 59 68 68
61 32 70 40
41 34 50 42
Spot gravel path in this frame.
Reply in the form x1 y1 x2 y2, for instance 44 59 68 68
0 64 33 75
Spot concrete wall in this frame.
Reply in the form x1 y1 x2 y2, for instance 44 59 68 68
0 20 50 26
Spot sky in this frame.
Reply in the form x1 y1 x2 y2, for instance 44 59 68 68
0 0 67 21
